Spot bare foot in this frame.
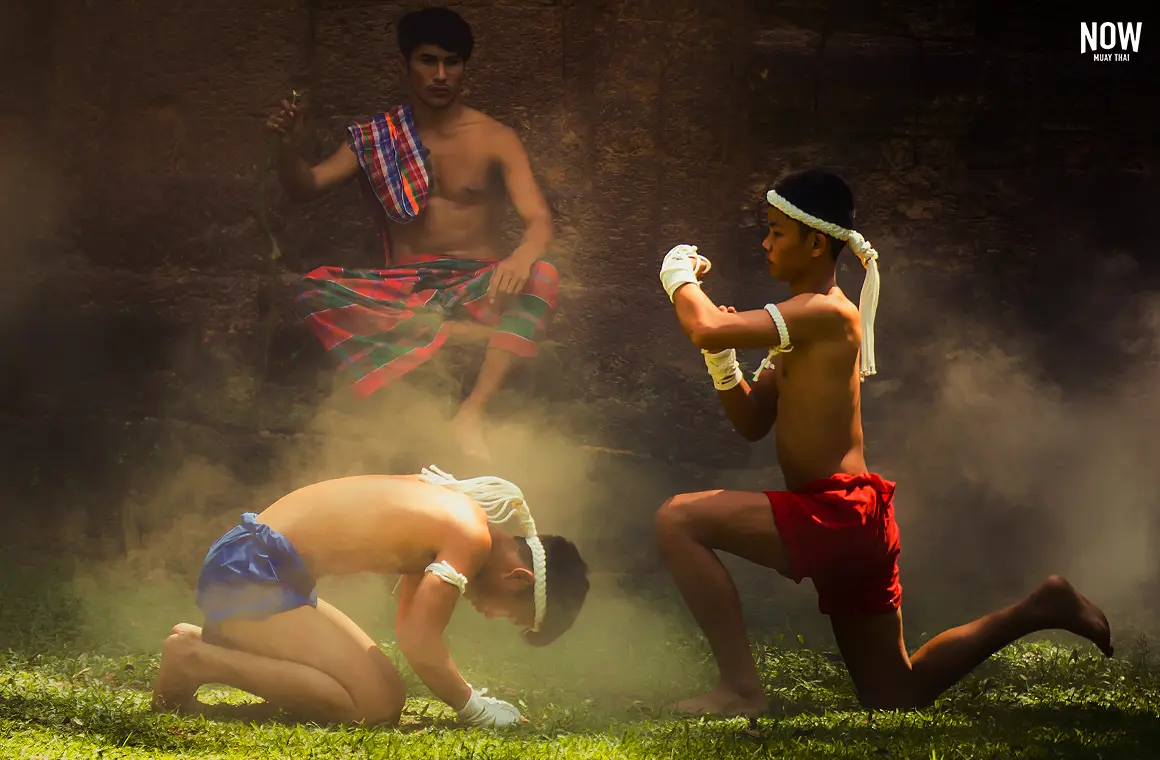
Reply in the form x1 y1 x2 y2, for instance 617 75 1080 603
150 625 204 712
670 685 767 718
1029 575 1114 657
452 406 490 461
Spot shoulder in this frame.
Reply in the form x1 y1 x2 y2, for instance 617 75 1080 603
819 290 862 341
780 289 859 341
783 289 853 320
828 290 861 325
470 113 525 154
429 486 492 548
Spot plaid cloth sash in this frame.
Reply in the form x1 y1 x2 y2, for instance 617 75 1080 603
346 105 430 225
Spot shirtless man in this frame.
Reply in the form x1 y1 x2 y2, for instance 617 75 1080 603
653 167 1113 716
266 7 557 460
150 468 589 726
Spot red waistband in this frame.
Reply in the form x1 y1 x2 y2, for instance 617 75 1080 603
792 471 897 500
394 252 500 266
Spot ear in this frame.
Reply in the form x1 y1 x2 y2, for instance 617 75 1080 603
806 229 826 259
504 566 535 587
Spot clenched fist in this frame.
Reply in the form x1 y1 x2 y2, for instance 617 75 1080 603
264 95 303 145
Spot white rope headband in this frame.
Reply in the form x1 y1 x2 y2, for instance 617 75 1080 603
766 189 880 379
419 465 548 633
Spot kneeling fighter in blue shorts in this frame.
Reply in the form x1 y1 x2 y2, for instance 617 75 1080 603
150 468 589 727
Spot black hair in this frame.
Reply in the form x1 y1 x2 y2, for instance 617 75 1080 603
396 7 475 63
516 535 590 647
771 168 855 260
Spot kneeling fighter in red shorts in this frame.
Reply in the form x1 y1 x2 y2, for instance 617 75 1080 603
655 167 1113 717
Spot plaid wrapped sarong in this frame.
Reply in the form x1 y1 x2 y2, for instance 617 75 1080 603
296 255 559 397
346 105 429 226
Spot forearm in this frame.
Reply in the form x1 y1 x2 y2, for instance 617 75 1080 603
508 216 554 265
399 641 473 710
274 143 319 202
673 284 722 346
700 348 777 441
716 381 771 442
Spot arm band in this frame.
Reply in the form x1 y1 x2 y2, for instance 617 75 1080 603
764 304 792 353
425 560 468 594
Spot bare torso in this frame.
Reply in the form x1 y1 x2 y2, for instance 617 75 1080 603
386 107 509 263
771 288 867 490
254 475 487 579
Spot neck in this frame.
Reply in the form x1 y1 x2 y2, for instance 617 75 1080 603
786 264 837 297
486 525 519 561
410 97 463 129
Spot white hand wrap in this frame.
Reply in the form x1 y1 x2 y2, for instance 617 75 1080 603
457 686 522 728
659 244 702 302
702 348 742 391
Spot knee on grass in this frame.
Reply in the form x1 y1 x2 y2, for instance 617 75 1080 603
161 625 404 726
341 699 404 727
853 681 928 711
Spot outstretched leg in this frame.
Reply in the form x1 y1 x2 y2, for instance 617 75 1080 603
831 575 1113 709
151 599 405 725
655 490 795 717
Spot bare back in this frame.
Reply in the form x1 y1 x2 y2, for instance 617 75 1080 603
255 475 487 579
388 107 510 262
772 288 867 489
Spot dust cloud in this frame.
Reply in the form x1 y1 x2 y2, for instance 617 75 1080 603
68 358 708 699
870 266 1160 628
15 178 1158 700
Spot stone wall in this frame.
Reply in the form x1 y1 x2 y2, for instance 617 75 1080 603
1 1 1156 595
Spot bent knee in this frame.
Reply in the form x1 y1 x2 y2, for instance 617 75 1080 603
347 669 406 725
352 692 405 726
656 493 698 534
528 261 559 297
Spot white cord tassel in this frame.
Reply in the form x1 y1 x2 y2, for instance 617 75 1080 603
419 465 548 632
766 189 880 380
848 233 879 379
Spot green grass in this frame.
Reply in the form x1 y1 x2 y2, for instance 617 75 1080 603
2 566 1159 758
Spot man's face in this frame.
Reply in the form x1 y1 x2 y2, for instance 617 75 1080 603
463 565 536 630
406 43 465 109
762 206 821 280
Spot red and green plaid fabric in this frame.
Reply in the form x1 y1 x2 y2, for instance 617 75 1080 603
346 105 429 225
296 255 559 397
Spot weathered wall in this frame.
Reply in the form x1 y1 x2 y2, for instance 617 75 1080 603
2 1 1157 600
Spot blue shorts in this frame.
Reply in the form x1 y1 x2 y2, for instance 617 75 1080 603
195 512 318 627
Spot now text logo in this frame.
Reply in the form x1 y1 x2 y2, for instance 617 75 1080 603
1080 22 1142 62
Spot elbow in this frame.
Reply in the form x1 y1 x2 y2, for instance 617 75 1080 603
690 326 728 352
394 622 421 654
395 631 429 666
739 426 765 443
533 215 555 247
741 424 773 443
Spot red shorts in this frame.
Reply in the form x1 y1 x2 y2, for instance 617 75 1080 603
765 472 901 617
